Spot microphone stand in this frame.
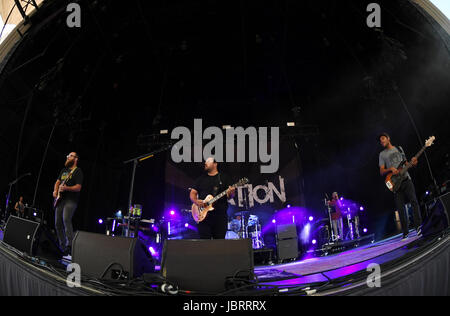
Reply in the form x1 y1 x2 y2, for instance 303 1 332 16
324 194 336 245
3 173 32 224
123 143 173 237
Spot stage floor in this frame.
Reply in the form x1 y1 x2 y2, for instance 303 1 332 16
0 226 422 289
255 231 421 287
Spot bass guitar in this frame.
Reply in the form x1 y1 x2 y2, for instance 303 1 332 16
191 177 249 223
385 136 435 193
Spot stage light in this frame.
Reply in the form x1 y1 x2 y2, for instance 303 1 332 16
98 219 103 224
340 197 344 201
363 228 368 233
360 206 364 211
287 204 291 208
185 223 189 228
426 191 430 195
312 239 317 245
33 212 37 217
287 122 295 127
170 210 175 216
160 130 169 135
300 223 311 243
272 219 276 224
149 247 156 256
309 216 314 222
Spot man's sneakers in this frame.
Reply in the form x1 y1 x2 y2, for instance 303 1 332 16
416 226 423 238
62 254 72 262
402 227 423 242
401 233 409 241
62 246 72 262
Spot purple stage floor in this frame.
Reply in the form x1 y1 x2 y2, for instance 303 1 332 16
256 231 421 286
0 225 421 288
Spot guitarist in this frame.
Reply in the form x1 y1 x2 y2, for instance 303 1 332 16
53 152 84 257
378 133 422 240
189 157 235 239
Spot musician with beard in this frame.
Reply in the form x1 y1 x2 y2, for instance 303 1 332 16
53 152 83 257
190 157 235 239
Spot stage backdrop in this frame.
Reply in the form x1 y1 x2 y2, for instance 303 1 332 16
164 138 305 234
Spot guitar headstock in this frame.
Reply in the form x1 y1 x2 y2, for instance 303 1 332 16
425 136 435 148
236 177 249 187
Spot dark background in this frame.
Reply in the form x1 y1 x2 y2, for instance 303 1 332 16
0 0 449 240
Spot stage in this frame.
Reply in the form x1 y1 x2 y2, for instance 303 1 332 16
0 225 449 296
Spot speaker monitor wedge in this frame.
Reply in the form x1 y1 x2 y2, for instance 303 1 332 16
3 216 62 259
161 239 254 294
72 231 155 280
423 192 450 236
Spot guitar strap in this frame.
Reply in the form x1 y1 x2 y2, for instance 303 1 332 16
64 167 78 184
396 146 407 161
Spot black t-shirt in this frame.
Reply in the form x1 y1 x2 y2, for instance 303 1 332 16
58 167 84 202
192 173 232 215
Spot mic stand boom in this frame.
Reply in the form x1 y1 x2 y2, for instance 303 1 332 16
3 173 31 223
123 144 173 237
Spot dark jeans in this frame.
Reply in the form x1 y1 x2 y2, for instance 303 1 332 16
394 179 423 235
55 199 78 250
197 212 228 239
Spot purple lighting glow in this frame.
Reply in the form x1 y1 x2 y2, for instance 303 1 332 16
312 239 317 245
185 223 189 228
309 216 314 222
272 219 276 224
360 206 364 211
98 219 103 224
170 210 175 216
363 228 368 233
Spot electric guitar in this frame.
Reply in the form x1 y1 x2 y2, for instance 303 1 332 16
54 167 77 209
385 136 435 193
191 177 249 223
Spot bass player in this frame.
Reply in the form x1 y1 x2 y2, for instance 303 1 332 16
379 133 422 240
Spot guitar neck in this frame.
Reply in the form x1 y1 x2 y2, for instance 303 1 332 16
402 145 427 172
208 183 239 205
